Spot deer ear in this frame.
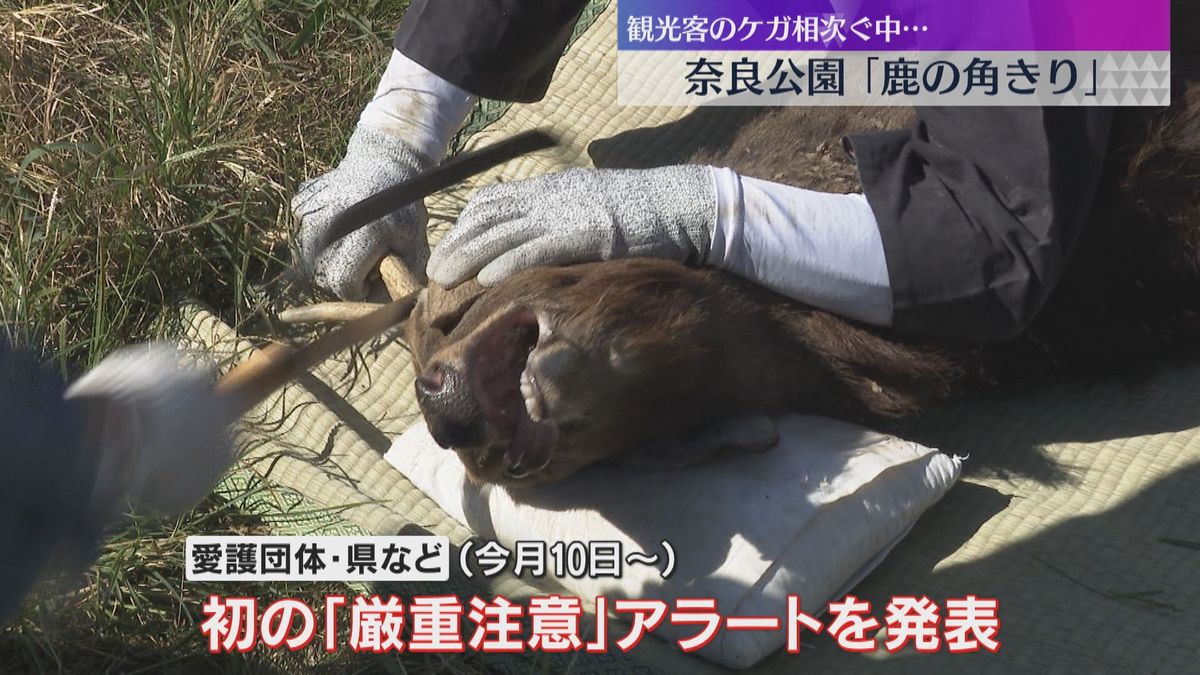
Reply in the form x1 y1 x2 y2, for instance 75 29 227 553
423 280 487 333
405 281 488 372
623 415 780 470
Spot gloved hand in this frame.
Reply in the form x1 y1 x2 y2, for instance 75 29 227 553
1 342 237 623
292 126 432 300
64 343 236 516
427 166 718 287
293 48 475 300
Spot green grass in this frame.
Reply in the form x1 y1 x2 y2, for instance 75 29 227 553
0 1 488 671
2 0 404 369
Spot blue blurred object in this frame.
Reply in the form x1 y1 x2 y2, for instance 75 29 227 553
0 341 98 623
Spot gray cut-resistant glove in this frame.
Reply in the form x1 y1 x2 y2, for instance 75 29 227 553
293 126 432 300
427 166 718 287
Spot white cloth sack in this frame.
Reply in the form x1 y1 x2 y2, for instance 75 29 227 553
385 414 961 668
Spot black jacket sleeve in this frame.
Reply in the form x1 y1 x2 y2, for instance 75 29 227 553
847 107 1114 342
394 0 591 103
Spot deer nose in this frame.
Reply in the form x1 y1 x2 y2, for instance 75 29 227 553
414 363 448 398
415 362 485 448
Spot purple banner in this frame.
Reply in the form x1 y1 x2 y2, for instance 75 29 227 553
618 0 1170 52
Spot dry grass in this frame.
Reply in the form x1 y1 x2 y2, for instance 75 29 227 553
1 0 403 368
0 1 489 671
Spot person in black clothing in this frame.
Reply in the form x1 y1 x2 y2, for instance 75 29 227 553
294 0 1112 343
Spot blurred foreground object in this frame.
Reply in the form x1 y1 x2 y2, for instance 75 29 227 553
0 293 422 623
0 342 236 623
0 343 94 622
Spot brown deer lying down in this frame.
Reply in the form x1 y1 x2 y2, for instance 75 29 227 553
405 77 1200 489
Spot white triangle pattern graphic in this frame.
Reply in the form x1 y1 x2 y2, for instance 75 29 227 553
1095 52 1170 106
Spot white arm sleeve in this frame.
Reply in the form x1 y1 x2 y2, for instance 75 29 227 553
358 49 476 161
706 167 894 326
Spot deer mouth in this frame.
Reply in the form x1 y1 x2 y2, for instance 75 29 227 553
464 305 560 479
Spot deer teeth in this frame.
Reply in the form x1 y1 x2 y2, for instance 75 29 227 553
520 369 543 421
